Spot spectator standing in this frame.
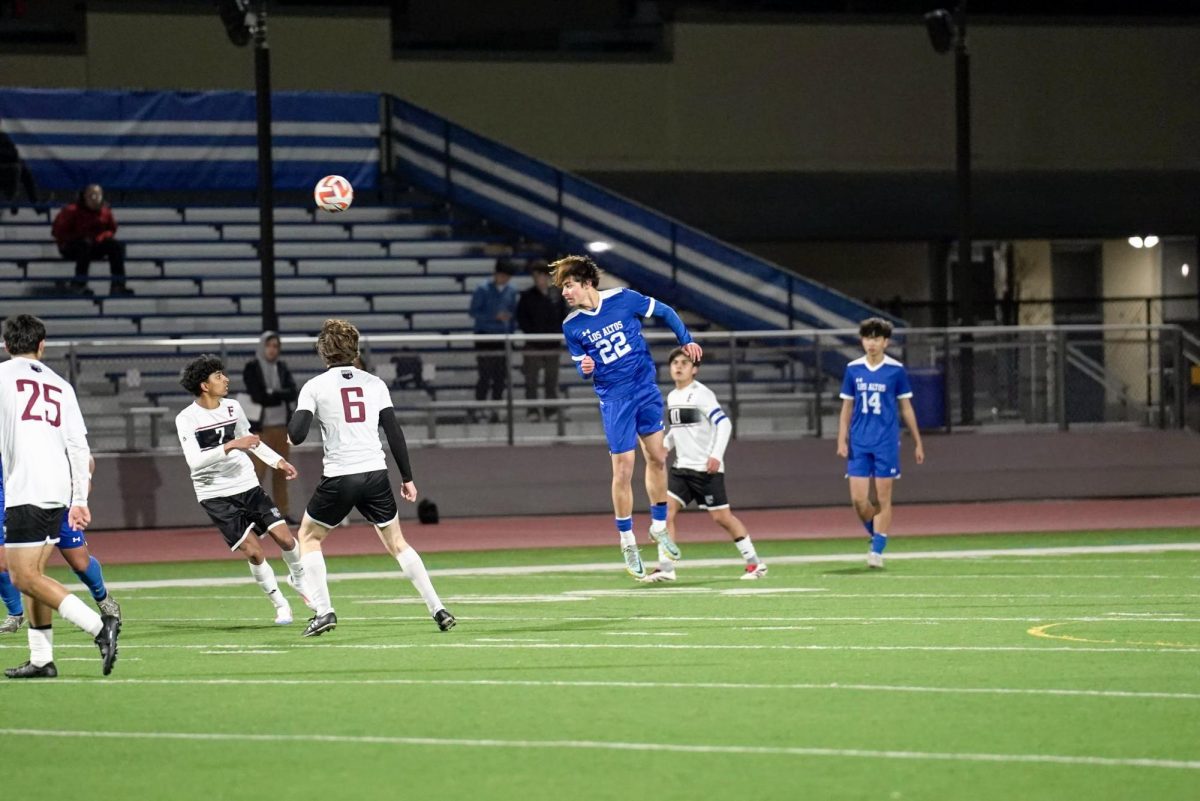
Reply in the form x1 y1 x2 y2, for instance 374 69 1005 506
51 184 131 296
468 260 518 422
516 263 566 420
243 331 299 522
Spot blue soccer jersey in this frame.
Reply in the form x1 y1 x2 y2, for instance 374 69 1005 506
562 287 691 402
839 355 913 452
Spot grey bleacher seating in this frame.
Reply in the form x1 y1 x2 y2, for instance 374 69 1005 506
312 208 413 223
351 224 451 240
466 275 534 292
50 318 139 336
280 314 411 334
222 224 350 241
164 260 296 278
1 224 52 241
184 207 313 224
388 241 493 258
242 295 371 314
28 261 161 280
202 277 331 296
110 208 184 223
141 316 263 335
410 312 474 331
274 242 386 258
128 242 256 259
0 242 57 259
295 258 423 277
1 298 97 317
103 297 238 316
374 294 472 313
115 224 219 241
335 276 461 294
127 279 200 296
426 258 497 275
0 208 50 223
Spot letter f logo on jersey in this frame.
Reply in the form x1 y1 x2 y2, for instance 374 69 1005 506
227 405 234 417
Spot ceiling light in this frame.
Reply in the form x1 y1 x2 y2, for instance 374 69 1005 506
1143 235 1159 248
1128 236 1143 248
586 241 612 253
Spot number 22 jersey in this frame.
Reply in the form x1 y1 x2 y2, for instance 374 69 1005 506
562 287 661 402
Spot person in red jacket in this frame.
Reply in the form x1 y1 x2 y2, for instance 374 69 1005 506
51 184 132 296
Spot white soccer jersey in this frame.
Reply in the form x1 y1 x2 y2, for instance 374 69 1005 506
0 357 90 509
296 366 392 477
663 379 732 473
175 398 282 502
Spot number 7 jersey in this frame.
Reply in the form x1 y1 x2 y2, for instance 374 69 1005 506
295 365 392 477
839 355 913 451
562 287 660 401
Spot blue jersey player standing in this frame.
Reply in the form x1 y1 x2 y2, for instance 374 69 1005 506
551 255 703 579
836 317 925 569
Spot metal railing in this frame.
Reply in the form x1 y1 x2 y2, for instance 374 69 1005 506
31 322 1196 453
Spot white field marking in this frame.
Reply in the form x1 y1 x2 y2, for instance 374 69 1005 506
3 641 1197 654
473 638 551 644
118 592 1200 602
104 615 1200 625
740 626 817 631
1 728 1197 771
603 631 688 637
840 575 1196 580
356 595 592 605
14 677 1200 702
54 657 143 663
86 542 1200 594
200 649 285 655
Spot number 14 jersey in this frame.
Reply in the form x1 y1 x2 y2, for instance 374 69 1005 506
839 355 913 451
296 365 392 477
562 287 659 402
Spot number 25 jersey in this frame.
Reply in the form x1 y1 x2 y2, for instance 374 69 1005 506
296 366 392 477
562 287 659 402
839 356 913 451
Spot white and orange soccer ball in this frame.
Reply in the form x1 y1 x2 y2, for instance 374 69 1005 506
314 175 354 212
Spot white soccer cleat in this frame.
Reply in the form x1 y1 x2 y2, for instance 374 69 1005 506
638 568 677 583
647 525 681 561
867 551 885 569
621 544 646 580
287 573 317 612
274 602 294 626
740 563 768 580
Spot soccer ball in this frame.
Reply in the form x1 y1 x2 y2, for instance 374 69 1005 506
314 175 353 213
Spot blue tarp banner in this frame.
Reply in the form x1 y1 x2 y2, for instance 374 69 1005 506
0 88 380 190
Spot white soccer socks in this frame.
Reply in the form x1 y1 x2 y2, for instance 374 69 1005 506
397 547 444 615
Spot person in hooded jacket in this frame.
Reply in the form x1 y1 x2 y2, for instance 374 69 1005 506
243 331 298 522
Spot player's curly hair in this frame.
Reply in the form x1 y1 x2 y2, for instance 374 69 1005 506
316 318 360 366
548 255 601 289
179 354 224 396
2 314 47 356
858 317 894 339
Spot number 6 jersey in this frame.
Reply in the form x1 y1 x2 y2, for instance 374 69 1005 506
295 365 392 477
839 355 913 451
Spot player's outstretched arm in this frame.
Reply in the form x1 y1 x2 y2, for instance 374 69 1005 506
898 397 925 464
648 299 700 360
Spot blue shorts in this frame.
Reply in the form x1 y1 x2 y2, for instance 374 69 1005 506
600 382 665 454
846 444 901 479
0 508 85 549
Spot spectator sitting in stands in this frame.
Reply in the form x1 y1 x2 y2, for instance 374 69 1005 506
516 261 566 420
243 331 298 524
51 184 132 296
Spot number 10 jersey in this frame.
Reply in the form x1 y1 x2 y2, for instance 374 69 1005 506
295 366 392 477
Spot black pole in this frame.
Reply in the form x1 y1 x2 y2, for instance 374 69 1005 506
254 1 277 333
954 2 975 425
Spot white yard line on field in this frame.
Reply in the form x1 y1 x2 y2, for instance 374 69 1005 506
1 727 1196 771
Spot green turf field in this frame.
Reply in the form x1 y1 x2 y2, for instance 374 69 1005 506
2 529 1198 801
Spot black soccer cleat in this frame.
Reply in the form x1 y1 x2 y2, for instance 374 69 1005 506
94 614 121 676
302 611 337 638
433 608 456 632
4 660 58 679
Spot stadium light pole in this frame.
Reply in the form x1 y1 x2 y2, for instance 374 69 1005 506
216 0 277 333
925 2 975 425
253 1 278 334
